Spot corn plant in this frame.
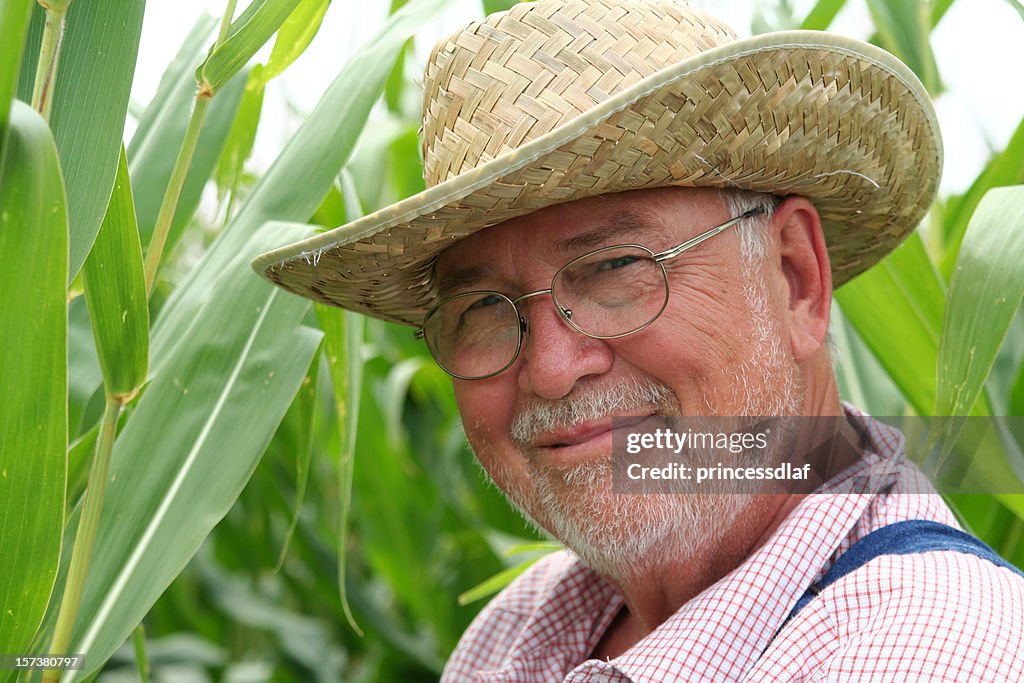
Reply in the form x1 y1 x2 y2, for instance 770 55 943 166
0 0 1023 681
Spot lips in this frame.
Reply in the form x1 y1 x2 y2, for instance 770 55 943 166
533 414 654 450
535 420 612 449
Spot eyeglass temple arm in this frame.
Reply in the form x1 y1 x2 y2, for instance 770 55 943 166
653 207 767 263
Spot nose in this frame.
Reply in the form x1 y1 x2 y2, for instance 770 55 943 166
516 294 614 399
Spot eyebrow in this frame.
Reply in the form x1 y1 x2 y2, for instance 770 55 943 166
435 211 661 296
554 211 659 253
437 263 496 297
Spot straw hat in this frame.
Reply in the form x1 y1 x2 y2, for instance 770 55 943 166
252 0 942 327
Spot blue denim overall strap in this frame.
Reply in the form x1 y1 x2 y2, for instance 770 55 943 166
785 519 1024 627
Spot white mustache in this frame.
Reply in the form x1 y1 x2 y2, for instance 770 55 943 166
510 377 676 447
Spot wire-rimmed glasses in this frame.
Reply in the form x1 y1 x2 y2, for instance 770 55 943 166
415 207 767 380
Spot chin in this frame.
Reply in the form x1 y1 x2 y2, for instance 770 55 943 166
528 458 750 582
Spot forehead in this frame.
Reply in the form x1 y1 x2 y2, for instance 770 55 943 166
435 187 725 292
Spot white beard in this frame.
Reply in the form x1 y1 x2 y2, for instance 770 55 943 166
477 276 803 583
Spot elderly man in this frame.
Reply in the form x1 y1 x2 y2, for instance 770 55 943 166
254 0 1024 679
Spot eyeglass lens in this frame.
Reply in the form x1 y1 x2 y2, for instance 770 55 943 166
554 246 668 337
423 291 522 379
423 246 668 379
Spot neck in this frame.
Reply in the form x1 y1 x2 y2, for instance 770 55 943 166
598 491 804 643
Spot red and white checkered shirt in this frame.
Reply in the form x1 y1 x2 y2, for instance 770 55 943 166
443 411 1024 681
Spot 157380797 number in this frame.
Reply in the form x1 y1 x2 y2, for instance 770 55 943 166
0 655 84 670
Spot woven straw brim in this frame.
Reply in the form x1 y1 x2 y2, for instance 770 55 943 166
252 30 942 327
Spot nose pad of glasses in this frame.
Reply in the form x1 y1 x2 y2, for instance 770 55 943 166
517 303 574 344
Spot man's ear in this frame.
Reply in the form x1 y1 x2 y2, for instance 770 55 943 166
770 196 832 362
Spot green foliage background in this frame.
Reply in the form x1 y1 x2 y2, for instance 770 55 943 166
1 0 1023 681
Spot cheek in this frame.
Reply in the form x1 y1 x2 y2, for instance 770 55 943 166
663 271 753 360
663 292 742 346
454 378 520 459
613 290 751 406
454 379 537 501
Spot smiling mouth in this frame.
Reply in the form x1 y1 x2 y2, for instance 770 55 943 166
537 423 608 451
535 414 655 451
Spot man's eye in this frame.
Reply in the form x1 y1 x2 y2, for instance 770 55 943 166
465 294 504 311
594 255 640 272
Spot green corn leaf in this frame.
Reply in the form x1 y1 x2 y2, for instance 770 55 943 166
388 125 427 198
383 39 410 113
0 0 33 155
129 59 246 251
210 0 327 202
380 358 429 452
936 187 1024 419
1004 0 1024 22
830 306 907 416
799 0 847 30
132 624 150 683
188 555 347 679
67 425 100 516
22 0 146 280
15 4 43 103
258 0 331 85
941 116 1024 278
383 0 410 112
127 15 215 162
482 0 518 13
995 495 1024 541
947 494 1024 570
310 180 345 227
66 222 322 680
835 225 991 423
858 0 952 100
67 299 102 439
503 541 563 557
55 1 462 669
351 355 457 648
168 73 249 258
152 0 456 367
274 344 322 571
0 100 67 672
865 0 942 95
1011 360 1024 416
835 231 946 416
309 168 365 633
932 0 956 26
345 115 408 211
316 303 365 634
82 147 149 400
458 556 544 606
213 70 265 203
197 0 303 95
